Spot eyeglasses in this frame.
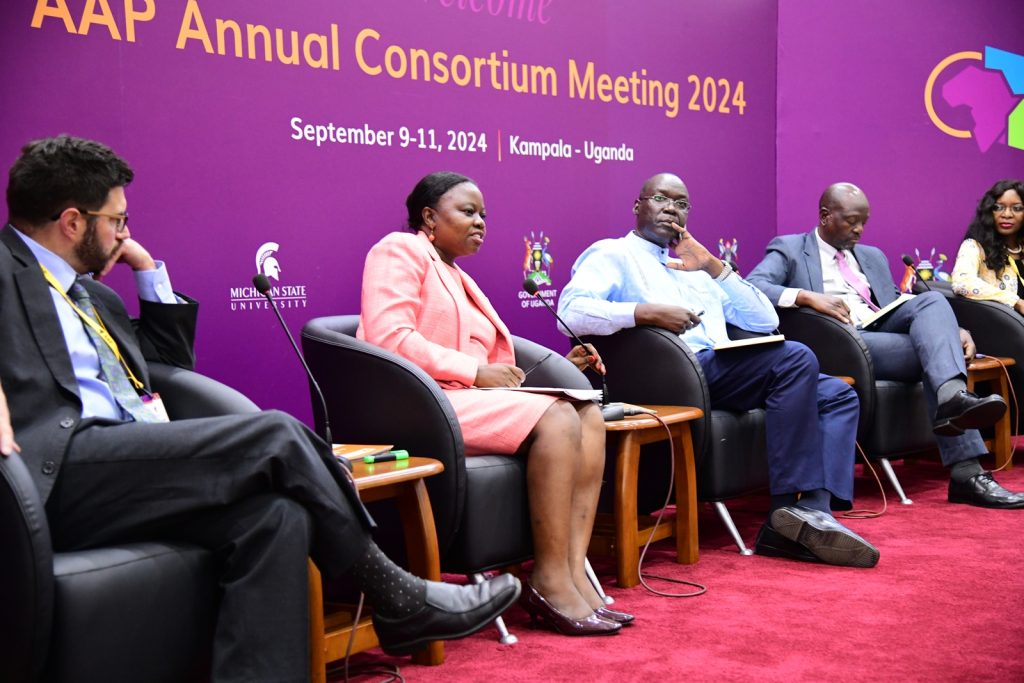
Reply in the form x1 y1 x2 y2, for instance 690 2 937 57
79 209 129 232
639 194 691 212
992 203 1024 216
49 207 130 232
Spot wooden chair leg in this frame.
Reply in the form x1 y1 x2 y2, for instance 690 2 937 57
308 560 326 683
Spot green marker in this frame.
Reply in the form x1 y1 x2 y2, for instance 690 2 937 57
364 450 410 464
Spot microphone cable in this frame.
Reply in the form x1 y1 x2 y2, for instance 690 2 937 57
974 354 1019 473
840 441 888 519
632 412 707 598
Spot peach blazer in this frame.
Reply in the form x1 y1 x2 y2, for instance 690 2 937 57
357 230 515 388
359 231 556 454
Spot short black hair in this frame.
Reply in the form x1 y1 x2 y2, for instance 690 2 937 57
7 135 134 228
405 171 474 231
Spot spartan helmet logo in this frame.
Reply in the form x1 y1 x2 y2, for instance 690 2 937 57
256 242 282 281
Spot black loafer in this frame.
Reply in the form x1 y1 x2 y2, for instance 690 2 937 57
770 505 880 568
948 471 1024 509
754 522 821 563
933 390 1006 436
373 573 521 655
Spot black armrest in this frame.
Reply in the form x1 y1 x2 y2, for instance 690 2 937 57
0 453 55 683
301 315 466 554
148 364 260 419
582 326 712 457
513 335 593 391
775 308 875 432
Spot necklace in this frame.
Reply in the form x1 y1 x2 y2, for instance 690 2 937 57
1007 245 1022 255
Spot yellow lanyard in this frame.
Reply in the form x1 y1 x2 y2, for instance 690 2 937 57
1006 255 1024 291
40 264 145 390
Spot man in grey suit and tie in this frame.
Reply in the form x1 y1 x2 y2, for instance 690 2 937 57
0 135 520 681
747 182 1024 509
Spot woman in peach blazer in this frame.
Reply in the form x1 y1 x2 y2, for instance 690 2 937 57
359 172 630 636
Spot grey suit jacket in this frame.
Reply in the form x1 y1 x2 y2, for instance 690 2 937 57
747 230 901 308
0 225 198 501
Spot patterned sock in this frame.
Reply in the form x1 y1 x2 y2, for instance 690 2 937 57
347 541 426 618
937 378 967 406
797 488 832 513
949 457 983 484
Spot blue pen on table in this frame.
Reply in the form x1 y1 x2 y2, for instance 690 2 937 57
364 449 410 464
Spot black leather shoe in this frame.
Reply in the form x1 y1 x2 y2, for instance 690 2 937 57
933 390 1006 436
754 522 821 563
948 471 1024 509
770 505 879 568
373 573 521 655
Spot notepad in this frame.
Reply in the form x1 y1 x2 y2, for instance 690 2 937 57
857 293 915 331
712 334 786 351
331 443 394 461
477 386 604 401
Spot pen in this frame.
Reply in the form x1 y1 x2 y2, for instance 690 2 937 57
364 450 410 464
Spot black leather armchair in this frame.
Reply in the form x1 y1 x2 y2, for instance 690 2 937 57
918 279 1024 431
580 326 770 554
0 364 259 683
775 308 936 504
300 315 594 577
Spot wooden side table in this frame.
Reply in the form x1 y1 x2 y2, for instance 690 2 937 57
966 356 1017 470
589 405 703 588
309 455 445 683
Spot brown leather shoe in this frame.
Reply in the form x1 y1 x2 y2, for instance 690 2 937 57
594 606 635 625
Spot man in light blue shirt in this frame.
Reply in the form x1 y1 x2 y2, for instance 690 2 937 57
558 172 877 568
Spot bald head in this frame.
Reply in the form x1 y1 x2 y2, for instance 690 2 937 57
633 173 689 247
819 183 865 212
818 182 870 251
640 173 684 197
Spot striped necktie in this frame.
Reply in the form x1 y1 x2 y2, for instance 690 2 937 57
67 279 161 423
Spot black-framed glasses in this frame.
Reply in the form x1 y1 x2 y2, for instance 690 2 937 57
639 194 691 212
992 203 1024 216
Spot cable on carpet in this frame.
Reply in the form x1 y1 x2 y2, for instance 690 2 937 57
635 412 707 598
841 441 888 519
325 592 406 683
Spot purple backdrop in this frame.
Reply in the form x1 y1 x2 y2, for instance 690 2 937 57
2 0 776 424
777 0 1024 286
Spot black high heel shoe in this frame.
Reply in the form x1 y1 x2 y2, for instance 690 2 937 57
519 582 621 636
594 606 635 625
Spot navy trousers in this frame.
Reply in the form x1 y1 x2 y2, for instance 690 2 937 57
697 341 860 503
862 290 986 466
46 410 373 683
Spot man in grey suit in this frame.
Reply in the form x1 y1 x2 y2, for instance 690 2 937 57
748 182 1024 509
0 135 519 681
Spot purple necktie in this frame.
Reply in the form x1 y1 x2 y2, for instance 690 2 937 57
835 251 879 312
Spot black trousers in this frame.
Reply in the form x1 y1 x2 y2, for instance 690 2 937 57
45 410 373 683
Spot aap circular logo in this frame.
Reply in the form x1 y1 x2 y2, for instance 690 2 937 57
924 45 1024 153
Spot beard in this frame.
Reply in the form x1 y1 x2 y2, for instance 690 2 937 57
75 220 119 274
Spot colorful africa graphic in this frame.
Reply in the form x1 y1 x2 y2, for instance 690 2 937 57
925 46 1024 152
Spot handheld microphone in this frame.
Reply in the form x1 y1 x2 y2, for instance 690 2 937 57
522 279 618 418
901 254 932 292
253 274 347 469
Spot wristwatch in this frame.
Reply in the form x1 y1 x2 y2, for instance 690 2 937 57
714 261 734 282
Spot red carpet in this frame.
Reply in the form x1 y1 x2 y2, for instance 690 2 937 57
335 460 1024 682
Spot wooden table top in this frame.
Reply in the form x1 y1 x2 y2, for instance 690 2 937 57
968 356 1017 371
603 404 704 432
334 454 444 490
